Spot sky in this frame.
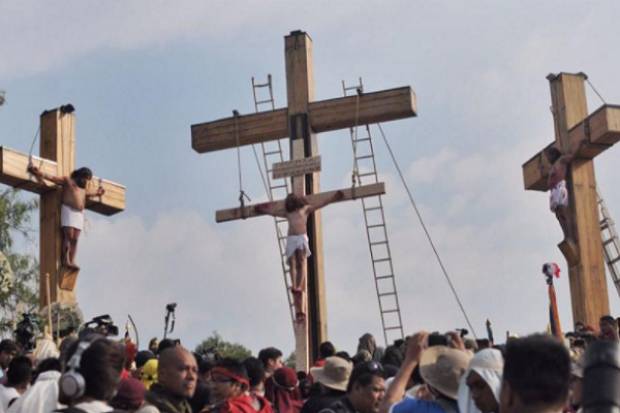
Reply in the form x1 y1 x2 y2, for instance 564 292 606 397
1 1 620 356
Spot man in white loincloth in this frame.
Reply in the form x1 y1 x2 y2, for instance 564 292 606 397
543 139 587 256
255 191 343 322
28 165 104 270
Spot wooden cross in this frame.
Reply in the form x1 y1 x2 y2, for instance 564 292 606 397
0 105 126 308
191 31 416 371
522 73 620 326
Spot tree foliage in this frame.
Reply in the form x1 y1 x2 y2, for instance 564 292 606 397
195 331 252 360
0 189 39 335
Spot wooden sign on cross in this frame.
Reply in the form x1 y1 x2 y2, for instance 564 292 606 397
191 31 416 371
522 73 620 326
0 105 126 308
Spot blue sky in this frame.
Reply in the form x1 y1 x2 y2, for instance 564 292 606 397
1 1 620 355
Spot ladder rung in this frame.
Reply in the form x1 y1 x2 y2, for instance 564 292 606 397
356 155 374 161
604 238 616 246
382 309 399 314
384 326 402 330
365 206 382 212
353 137 371 143
367 224 385 229
378 292 395 297
375 275 394 280
253 82 271 88
373 258 391 263
610 256 620 265
255 99 273 105
264 150 282 156
271 184 287 190
370 241 388 246
358 172 377 178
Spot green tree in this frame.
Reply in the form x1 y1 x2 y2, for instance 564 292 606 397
285 351 296 370
0 189 39 335
195 331 252 360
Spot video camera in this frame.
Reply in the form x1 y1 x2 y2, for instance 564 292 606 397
14 313 39 351
81 314 119 338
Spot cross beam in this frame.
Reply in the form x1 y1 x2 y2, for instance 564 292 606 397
191 87 416 153
216 183 385 223
521 73 619 326
0 106 126 307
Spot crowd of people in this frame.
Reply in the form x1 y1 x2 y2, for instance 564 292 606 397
0 315 617 413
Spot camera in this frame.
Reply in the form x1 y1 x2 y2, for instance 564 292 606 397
15 313 38 351
81 314 119 338
166 303 177 312
582 340 620 413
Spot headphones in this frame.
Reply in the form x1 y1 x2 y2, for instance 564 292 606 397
59 335 103 400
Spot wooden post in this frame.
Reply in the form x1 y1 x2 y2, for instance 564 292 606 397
548 73 610 325
45 272 53 337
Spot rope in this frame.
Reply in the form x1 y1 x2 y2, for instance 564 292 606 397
585 77 607 104
233 110 251 218
376 123 478 338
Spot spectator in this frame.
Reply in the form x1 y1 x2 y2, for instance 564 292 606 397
319 361 386 413
499 334 570 413
268 367 302 413
57 335 125 412
110 377 146 412
457 349 503 413
208 358 272 413
314 342 336 367
137 346 197 413
0 340 18 381
140 359 158 390
599 315 619 341
258 348 283 378
302 356 352 413
0 356 32 411
357 334 383 363
7 358 62 413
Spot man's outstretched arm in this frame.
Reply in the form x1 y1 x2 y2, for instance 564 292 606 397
254 202 287 218
27 165 68 186
307 190 345 214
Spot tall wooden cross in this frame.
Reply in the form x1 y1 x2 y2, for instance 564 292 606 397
522 73 620 326
0 105 126 308
191 31 416 370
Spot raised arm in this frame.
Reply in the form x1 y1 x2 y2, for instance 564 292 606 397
560 138 588 164
379 331 429 413
307 190 344 214
254 202 287 218
27 165 68 186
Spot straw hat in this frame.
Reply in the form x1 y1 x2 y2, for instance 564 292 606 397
310 356 353 392
420 346 472 399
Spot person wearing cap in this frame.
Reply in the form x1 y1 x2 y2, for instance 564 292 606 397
136 346 197 413
266 367 303 413
498 334 570 413
301 356 353 413
380 331 472 413
457 349 503 413
206 358 272 413
134 351 156 380
320 360 387 413
110 377 146 412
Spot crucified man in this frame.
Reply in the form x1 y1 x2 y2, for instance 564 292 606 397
255 191 344 323
543 138 587 260
28 165 104 270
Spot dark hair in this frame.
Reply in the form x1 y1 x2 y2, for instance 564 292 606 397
258 347 283 367
284 194 308 213
544 147 562 164
381 345 404 368
157 338 180 355
67 337 125 401
503 334 570 407
7 356 32 387
32 357 62 382
136 350 155 368
347 361 385 393
70 167 93 189
600 315 616 325
319 341 336 359
217 358 249 385
243 357 265 388
335 351 352 362
0 339 18 354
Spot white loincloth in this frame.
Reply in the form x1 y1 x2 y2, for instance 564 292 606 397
550 180 569 212
60 204 84 230
286 234 311 259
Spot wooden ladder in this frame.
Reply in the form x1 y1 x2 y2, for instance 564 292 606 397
598 189 620 300
251 75 295 325
342 78 404 346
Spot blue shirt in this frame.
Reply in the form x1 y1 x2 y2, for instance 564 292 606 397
390 396 449 413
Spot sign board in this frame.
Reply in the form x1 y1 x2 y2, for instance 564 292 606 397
272 156 321 179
